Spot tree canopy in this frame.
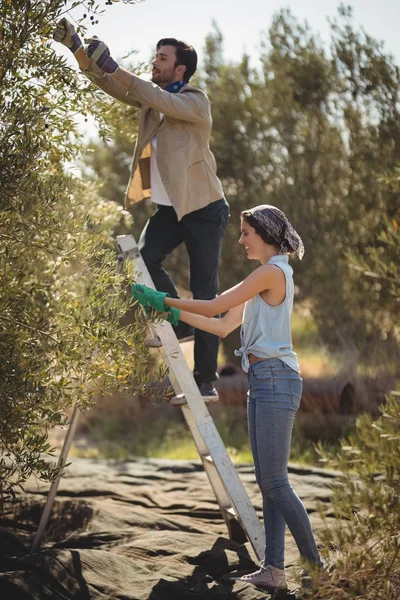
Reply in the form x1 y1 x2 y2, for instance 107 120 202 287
202 8 400 365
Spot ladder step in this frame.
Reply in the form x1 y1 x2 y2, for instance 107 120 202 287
116 234 265 560
171 394 220 406
148 333 195 349
147 335 163 348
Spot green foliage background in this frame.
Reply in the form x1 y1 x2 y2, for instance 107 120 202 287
202 8 400 365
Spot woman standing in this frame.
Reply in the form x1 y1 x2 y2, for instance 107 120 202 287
132 205 324 593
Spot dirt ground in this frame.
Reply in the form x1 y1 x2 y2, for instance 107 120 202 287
0 457 337 599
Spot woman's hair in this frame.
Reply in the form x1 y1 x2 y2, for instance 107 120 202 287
241 212 281 248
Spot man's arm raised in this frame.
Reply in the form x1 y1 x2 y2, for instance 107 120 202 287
113 67 209 123
53 21 207 120
83 36 208 123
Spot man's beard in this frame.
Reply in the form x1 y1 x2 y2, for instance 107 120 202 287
151 68 175 85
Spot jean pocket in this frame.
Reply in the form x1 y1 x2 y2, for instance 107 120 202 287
209 201 228 228
289 377 302 410
251 361 275 380
218 200 230 229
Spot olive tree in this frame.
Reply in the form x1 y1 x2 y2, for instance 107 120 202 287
0 0 164 502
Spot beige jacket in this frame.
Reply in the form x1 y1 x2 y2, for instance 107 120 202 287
83 61 224 220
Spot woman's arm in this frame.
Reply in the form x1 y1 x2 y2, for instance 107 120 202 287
164 263 282 317
177 304 244 337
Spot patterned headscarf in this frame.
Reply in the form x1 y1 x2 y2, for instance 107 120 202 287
244 204 305 260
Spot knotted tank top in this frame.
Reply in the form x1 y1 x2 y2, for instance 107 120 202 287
235 254 299 373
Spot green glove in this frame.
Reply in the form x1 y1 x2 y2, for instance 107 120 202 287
53 18 83 54
131 284 181 326
165 307 180 327
131 283 169 312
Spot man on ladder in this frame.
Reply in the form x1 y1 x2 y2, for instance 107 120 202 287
54 19 230 402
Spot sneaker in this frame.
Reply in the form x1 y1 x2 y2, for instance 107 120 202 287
231 564 288 591
171 381 219 406
148 324 195 348
198 381 219 401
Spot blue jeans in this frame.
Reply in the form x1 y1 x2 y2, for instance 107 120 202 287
247 358 322 569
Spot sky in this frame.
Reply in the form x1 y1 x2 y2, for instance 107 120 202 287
57 0 400 142
61 0 400 71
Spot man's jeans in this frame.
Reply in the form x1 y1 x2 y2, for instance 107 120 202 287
138 199 229 382
247 358 322 569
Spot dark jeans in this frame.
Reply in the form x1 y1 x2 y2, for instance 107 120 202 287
138 199 229 382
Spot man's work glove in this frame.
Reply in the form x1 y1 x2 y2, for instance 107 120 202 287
85 36 119 74
131 284 181 326
53 18 83 54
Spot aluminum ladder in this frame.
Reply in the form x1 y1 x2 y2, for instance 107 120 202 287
32 234 265 561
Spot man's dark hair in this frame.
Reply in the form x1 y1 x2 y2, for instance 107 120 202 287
242 212 280 248
156 38 197 83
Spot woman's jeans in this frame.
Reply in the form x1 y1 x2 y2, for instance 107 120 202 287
247 358 322 569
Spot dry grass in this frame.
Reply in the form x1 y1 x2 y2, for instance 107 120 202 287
48 394 354 467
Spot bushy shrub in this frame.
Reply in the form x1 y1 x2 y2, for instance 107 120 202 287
313 391 400 599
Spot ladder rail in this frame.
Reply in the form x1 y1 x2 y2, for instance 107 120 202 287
31 402 81 553
118 235 265 560
31 233 265 562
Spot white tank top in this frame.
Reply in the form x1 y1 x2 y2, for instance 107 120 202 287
235 254 299 373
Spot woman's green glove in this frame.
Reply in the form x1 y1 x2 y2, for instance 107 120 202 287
165 306 180 326
131 283 169 312
131 283 181 326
